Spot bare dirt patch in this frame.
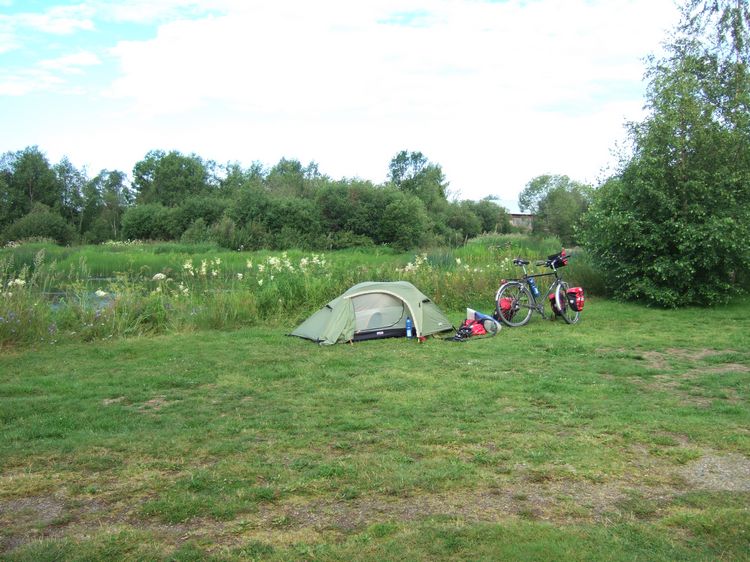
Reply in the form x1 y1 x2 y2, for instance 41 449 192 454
642 351 671 371
0 495 65 525
680 454 750 492
224 479 677 541
626 362 745 406
102 396 126 406
137 396 171 411
664 348 720 361
4 445 749 555
0 495 66 552
641 348 726 371
696 363 749 374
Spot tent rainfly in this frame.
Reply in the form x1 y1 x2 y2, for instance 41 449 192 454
291 281 454 345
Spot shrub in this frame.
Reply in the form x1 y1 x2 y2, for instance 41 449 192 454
83 214 116 244
210 216 242 250
2 205 75 245
381 193 429 251
446 203 483 241
181 218 211 244
122 204 180 240
175 196 228 233
580 12 750 307
582 173 750 307
319 231 374 250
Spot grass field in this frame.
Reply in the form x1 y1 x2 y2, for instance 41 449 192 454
1 297 749 560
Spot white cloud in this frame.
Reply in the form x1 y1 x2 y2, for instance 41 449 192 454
0 4 95 59
0 70 65 96
100 0 677 203
94 0 218 24
0 30 17 54
38 51 102 74
14 4 95 35
0 50 101 95
1 0 681 207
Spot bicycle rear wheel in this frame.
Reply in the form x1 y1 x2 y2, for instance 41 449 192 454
496 282 533 327
555 281 580 324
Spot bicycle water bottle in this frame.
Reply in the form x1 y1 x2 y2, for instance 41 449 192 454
406 317 413 338
527 277 540 298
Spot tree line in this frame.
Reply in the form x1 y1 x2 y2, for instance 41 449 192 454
0 148 515 251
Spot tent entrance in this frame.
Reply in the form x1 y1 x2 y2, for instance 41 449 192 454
352 292 406 340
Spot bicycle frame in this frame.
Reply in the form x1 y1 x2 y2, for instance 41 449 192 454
496 262 564 320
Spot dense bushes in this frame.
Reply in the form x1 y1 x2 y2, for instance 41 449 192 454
580 1 750 306
2 147 512 251
2 204 75 245
121 204 179 241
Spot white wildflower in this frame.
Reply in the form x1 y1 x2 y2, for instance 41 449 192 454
152 273 167 281
258 278 264 286
455 258 462 265
9 278 25 287
199 260 208 276
211 269 218 277
258 264 265 273
246 259 253 269
95 289 108 297
237 273 243 280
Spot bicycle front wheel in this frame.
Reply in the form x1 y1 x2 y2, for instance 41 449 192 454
496 282 533 327
555 281 580 325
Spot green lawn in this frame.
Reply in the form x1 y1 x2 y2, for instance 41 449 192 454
1 298 749 560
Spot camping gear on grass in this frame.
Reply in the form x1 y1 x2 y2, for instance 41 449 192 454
291 281 454 345
450 308 501 341
465 307 502 333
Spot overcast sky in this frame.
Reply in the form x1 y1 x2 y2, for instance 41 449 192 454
0 0 680 211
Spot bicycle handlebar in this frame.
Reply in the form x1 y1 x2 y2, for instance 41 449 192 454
512 255 569 269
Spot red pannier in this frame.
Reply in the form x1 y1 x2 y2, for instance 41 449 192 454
549 293 562 315
498 297 514 320
566 287 585 312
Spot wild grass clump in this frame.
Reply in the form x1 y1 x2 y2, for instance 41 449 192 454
0 250 60 346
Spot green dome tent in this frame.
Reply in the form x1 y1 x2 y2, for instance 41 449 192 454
291 281 454 345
